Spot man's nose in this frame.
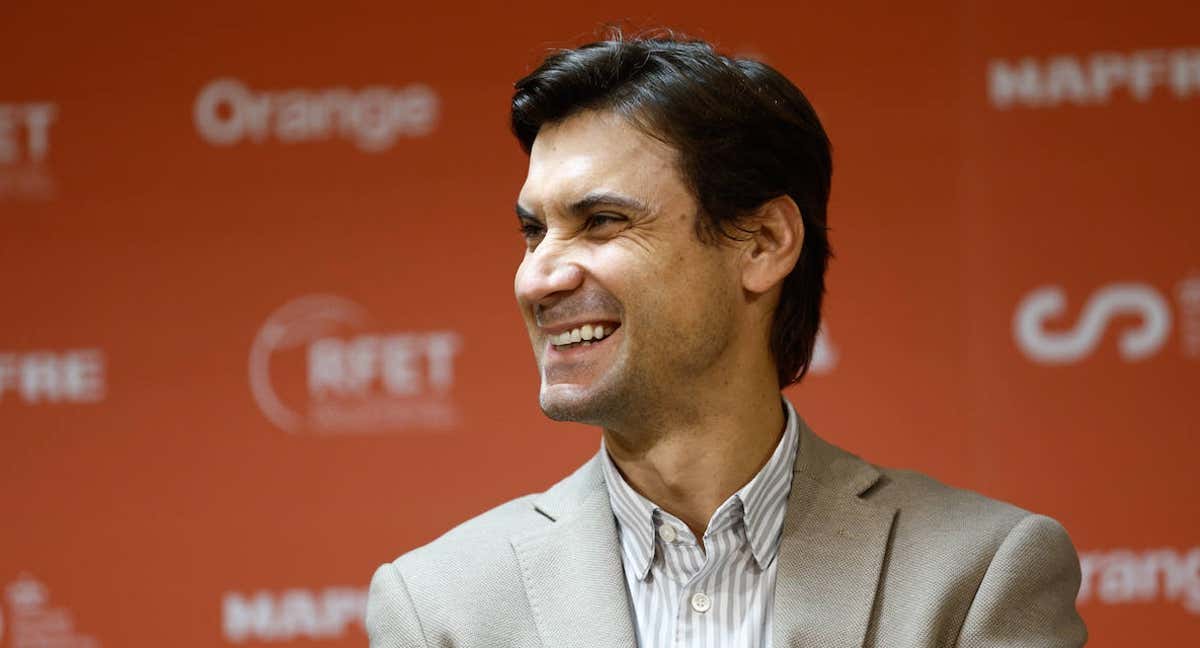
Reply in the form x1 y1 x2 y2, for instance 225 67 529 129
515 243 585 307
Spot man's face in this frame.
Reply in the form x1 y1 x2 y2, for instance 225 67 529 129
514 110 743 428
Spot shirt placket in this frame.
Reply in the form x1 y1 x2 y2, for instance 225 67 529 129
658 513 737 647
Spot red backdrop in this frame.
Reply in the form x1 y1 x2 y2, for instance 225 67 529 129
2 1 1197 645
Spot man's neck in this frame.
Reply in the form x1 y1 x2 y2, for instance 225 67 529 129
601 383 787 545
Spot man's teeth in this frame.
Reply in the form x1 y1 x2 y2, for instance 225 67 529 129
551 324 611 346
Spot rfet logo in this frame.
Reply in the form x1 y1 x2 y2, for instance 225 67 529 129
194 78 438 152
1014 276 1200 365
249 295 462 435
0 102 58 200
0 103 56 164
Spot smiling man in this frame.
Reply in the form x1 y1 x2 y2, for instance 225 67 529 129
366 34 1087 648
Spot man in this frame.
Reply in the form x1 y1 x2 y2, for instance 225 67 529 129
367 34 1087 648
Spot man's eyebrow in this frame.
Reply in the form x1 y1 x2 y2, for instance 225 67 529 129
515 192 649 222
568 191 649 215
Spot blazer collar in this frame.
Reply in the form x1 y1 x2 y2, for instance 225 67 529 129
772 413 897 648
512 456 638 648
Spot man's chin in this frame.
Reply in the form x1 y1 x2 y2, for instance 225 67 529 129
538 382 614 424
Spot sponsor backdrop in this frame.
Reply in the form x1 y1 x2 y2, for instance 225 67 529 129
1 0 1196 645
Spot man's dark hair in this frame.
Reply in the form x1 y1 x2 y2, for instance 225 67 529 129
511 32 833 387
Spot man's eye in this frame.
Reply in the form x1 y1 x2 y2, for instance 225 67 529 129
519 221 545 239
585 213 625 230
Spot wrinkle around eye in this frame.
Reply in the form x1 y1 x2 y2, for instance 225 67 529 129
517 214 546 245
519 222 545 238
580 213 630 238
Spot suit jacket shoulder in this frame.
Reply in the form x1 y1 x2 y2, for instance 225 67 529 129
799 421 1031 550
874 465 1029 560
775 418 1085 647
367 457 604 647
857 466 1085 647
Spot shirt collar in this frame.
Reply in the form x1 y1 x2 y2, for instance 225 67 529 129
736 398 800 568
599 398 801 578
598 439 659 580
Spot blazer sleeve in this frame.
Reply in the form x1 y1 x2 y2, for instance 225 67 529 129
366 562 430 648
956 513 1088 648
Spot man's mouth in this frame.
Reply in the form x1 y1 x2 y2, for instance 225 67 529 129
547 322 621 351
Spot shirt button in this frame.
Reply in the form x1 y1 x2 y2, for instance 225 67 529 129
659 524 678 543
690 592 712 613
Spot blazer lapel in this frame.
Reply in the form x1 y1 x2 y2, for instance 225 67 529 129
511 456 638 648
772 418 898 648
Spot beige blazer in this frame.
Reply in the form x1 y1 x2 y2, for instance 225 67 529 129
367 416 1087 647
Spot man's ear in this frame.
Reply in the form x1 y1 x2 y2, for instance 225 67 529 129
741 194 804 294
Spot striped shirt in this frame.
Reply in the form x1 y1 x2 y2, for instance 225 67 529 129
599 400 800 648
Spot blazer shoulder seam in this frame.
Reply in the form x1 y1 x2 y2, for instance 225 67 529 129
390 560 432 648
948 511 1037 647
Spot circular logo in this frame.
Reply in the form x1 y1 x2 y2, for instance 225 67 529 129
249 295 371 434
249 295 461 435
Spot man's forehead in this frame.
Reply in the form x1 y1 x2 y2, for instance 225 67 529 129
518 112 680 213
